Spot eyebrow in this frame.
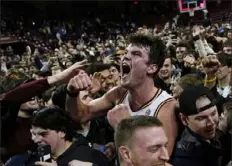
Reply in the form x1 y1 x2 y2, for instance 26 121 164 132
147 145 159 149
131 50 142 54
195 109 216 117
31 130 48 135
147 142 168 149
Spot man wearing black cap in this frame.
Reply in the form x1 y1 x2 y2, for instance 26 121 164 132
172 85 223 166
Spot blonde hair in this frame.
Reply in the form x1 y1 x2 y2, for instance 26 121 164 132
178 74 204 89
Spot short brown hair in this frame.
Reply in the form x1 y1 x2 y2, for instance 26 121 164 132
115 116 162 152
178 74 204 89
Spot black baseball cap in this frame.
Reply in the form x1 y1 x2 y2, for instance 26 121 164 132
179 85 216 116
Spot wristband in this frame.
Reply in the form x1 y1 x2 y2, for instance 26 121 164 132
66 89 78 97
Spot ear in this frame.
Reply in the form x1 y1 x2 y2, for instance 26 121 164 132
229 67 232 73
179 113 189 126
118 146 132 163
58 131 66 139
147 64 158 74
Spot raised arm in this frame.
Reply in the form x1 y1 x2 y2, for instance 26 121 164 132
2 60 88 103
66 72 122 122
157 99 178 157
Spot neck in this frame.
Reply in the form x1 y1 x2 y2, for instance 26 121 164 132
161 76 171 85
53 140 72 159
116 79 121 86
128 78 157 111
81 121 91 131
218 74 231 88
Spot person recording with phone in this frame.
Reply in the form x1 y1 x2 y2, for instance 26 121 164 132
23 107 109 166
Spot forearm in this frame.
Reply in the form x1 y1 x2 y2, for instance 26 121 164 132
3 78 50 102
158 100 178 156
203 39 215 54
66 95 90 122
4 69 72 103
194 39 207 57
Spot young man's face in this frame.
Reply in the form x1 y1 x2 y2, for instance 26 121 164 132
99 69 116 92
216 65 231 80
121 44 157 88
109 66 120 84
159 58 172 80
30 126 65 154
79 90 93 105
184 97 219 140
227 32 232 39
176 47 187 62
170 82 183 99
223 46 232 55
121 127 169 166
218 109 228 132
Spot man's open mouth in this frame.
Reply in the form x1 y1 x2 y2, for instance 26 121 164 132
122 63 131 77
205 127 215 133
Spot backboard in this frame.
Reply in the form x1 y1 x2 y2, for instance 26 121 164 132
178 0 206 13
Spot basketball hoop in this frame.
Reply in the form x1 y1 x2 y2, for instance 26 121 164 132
189 9 195 17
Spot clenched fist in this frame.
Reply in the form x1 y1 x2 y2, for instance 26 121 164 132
202 55 220 77
67 72 92 93
104 142 116 160
107 104 131 130
183 55 195 68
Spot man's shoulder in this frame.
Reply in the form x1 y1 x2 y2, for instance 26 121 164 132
159 90 174 100
104 86 127 103
176 129 202 153
172 129 213 166
158 91 176 111
71 146 109 166
107 86 127 95
60 141 108 166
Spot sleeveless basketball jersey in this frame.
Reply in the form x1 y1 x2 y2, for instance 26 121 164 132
118 89 173 117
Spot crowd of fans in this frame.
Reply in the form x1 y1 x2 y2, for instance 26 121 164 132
1 1 232 166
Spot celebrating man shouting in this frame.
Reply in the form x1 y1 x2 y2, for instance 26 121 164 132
66 34 178 156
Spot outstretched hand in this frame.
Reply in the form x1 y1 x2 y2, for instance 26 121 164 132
47 60 88 85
